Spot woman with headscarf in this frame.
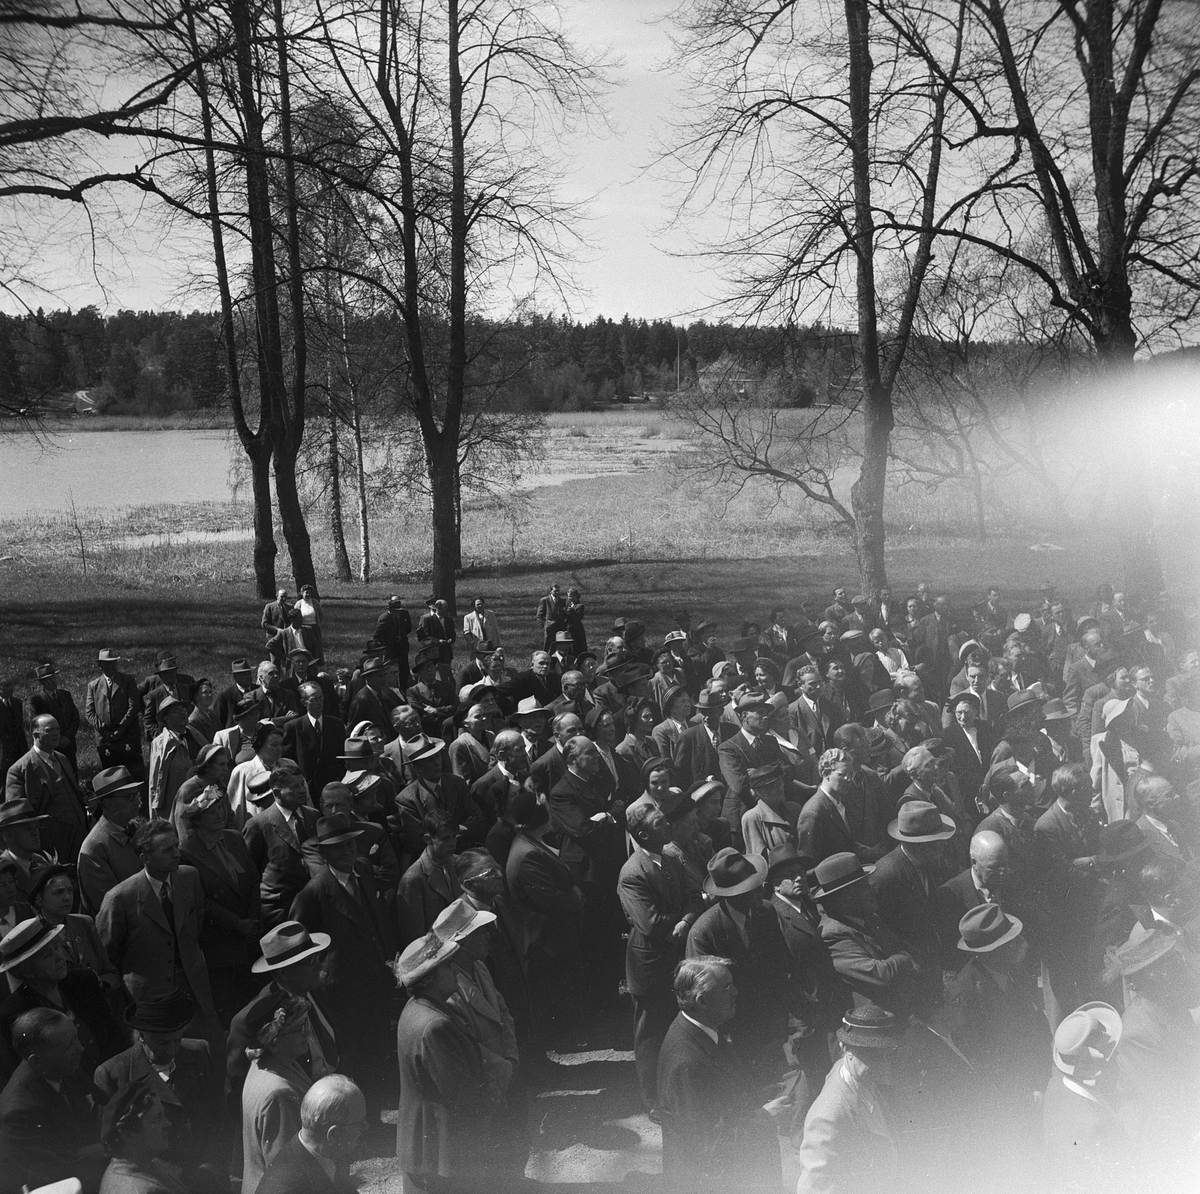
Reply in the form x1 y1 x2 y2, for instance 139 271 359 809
177 784 261 1024
241 992 314 1194
99 1082 190 1194
228 724 285 830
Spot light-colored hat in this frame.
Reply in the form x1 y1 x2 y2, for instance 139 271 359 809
252 921 331 973
1053 1002 1121 1075
888 800 956 843
513 696 549 718
957 902 1023 952
432 897 497 943
396 931 459 988
0 918 64 973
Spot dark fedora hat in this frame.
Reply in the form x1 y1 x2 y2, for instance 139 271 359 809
156 655 179 674
472 639 496 656
1097 819 1151 863
360 656 387 676
837 1006 903 1051
611 662 654 691
233 693 261 720
694 619 717 635
888 800 956 843
33 663 56 681
1002 688 1044 722
87 766 142 806
125 987 195 1034
747 762 785 790
314 813 364 848
734 689 772 713
252 920 331 973
766 842 805 884
810 851 875 900
639 755 674 787
1041 697 1073 722
1075 615 1101 638
0 799 51 831
866 690 895 718
958 902 1023 953
703 847 768 899
230 657 253 675
695 689 729 711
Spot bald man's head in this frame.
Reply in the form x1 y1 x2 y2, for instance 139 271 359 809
970 830 1010 889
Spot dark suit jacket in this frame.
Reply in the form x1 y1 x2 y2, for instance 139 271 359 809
84 671 142 743
0 1060 102 1194
1064 655 1106 723
289 862 394 1014
618 849 701 998
868 846 943 989
788 694 843 757
395 849 461 944
530 744 568 797
819 911 918 1017
213 681 254 729
243 802 321 927
257 1134 343 1194
3 746 89 861
934 866 987 964
396 773 484 858
771 890 848 1033
78 816 143 917
471 765 521 826
374 607 413 665
672 722 734 789
504 830 584 959
28 688 80 748
0 698 26 777
940 720 998 799
96 866 214 1015
498 668 561 713
547 768 616 876
179 827 261 969
717 730 787 837
282 714 347 797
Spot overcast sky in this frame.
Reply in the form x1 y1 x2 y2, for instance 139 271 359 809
3 0 729 322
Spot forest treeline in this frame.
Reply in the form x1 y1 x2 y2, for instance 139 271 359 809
0 307 841 416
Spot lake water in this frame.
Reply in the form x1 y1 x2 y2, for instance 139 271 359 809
0 429 238 515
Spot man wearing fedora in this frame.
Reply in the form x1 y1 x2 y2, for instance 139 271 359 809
77 767 144 917
416 596 456 681
0 915 126 1081
686 847 791 1071
396 735 486 861
0 806 50 910
148 696 192 821
1042 1001 1128 1187
657 956 781 1194
868 800 957 1012
93 987 223 1181
395 809 462 943
0 678 26 784
718 691 795 848
619 802 704 1115
811 852 919 1018
788 666 843 761
290 813 394 1123
4 714 89 863
213 659 256 729
227 922 338 1118
86 648 145 778
282 682 347 798
140 655 196 733
402 647 457 738
0 1007 106 1194
796 1007 904 1194
96 818 221 1055
672 688 735 789
243 766 321 928
374 595 413 690
27 663 80 773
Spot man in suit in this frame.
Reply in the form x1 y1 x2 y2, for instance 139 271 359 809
27 665 80 773
530 712 582 797
243 766 321 927
227 922 339 1114
535 583 566 652
253 660 301 726
147 696 191 820
461 595 501 651
811 852 920 1019
291 813 395 1120
795 747 889 872
823 587 852 627
258 1074 366 1194
374 595 413 689
915 594 955 701
1064 626 1109 727
396 736 486 859
500 651 564 716
84 647 144 778
0 801 50 906
140 655 196 735
96 818 221 1052
718 691 791 847
282 682 347 797
403 648 456 737
0 1008 105 1194
470 729 528 831
788 666 843 758
504 791 585 1038
395 808 461 942
0 679 26 781
213 658 257 728
685 848 792 1069
262 588 291 638
657 956 781 1194
619 803 704 1112
77 766 144 916
868 801 956 1012
416 597 456 679
673 689 733 788
935 829 1019 965
941 690 997 804
4 714 89 863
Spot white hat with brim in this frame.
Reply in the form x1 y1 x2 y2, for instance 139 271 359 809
1053 1001 1122 1075
1103 697 1131 727
251 921 332 973
0 919 64 973
433 897 497 943
513 697 549 718
396 931 460 988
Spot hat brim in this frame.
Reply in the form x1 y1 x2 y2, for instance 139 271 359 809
1002 701 1042 723
1053 1002 1122 1075
703 854 768 898
512 705 549 718
888 813 957 842
958 914 1023 953
0 812 52 827
1098 840 1151 863
251 932 331 973
811 864 875 901
404 742 446 764
124 1006 193 1033
837 1027 903 1050
316 829 365 847
86 782 141 805
0 922 64 973
399 937 460 987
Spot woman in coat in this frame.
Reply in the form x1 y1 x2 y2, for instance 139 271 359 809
29 863 121 998
394 932 496 1189
169 744 231 836
184 678 219 757
99 1082 190 1194
228 724 285 830
616 699 661 776
177 782 262 1024
241 993 313 1194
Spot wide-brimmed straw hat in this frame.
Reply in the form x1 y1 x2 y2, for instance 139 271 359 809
252 921 331 973
703 847 767 899
0 918 64 973
432 897 497 943
1053 1002 1121 1075
396 931 459 988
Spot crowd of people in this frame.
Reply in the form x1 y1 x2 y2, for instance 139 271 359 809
0 579 1196 1194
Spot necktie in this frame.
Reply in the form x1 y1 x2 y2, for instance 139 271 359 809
160 880 174 927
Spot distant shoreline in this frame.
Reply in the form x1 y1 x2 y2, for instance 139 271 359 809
0 412 236 433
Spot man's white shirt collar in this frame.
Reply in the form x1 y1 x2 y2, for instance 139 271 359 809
681 1011 718 1044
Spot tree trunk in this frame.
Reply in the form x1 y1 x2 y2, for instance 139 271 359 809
328 406 352 582
353 406 370 583
844 0 891 593
427 433 460 612
247 445 277 598
273 445 317 589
